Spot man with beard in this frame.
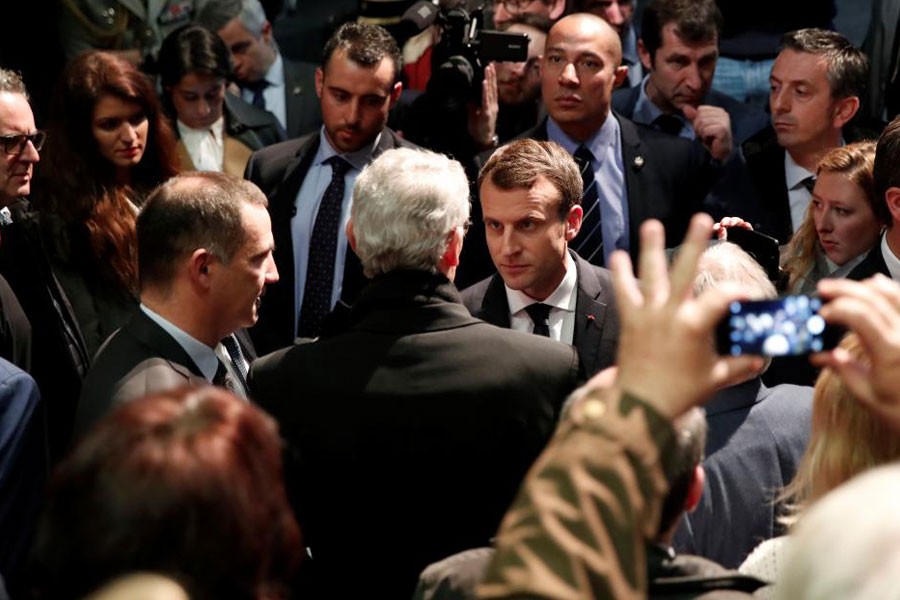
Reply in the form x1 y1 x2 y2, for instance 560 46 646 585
244 21 416 352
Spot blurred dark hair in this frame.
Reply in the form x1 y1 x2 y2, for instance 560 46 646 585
157 24 233 119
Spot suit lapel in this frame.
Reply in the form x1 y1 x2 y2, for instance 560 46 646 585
617 115 648 255
476 275 512 328
128 311 205 379
571 253 610 375
744 131 792 243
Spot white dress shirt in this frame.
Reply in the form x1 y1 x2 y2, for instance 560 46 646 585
177 117 224 172
504 252 578 344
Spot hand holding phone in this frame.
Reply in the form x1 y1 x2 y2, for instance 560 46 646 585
716 294 838 357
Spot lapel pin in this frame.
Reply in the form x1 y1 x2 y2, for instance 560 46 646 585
587 314 595 322
292 85 303 96
633 155 644 169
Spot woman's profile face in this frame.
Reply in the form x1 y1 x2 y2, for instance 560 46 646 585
170 73 225 130
91 94 148 170
812 170 883 266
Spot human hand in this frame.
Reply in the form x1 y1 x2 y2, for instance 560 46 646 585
712 216 754 240
606 214 763 419
683 105 733 162
814 275 900 431
468 63 499 149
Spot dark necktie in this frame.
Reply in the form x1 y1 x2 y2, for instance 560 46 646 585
652 113 684 136
571 145 604 265
800 176 816 193
220 334 249 391
297 156 352 338
245 79 269 110
524 303 551 337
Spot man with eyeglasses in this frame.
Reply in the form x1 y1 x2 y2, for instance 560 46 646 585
492 0 566 28
0 68 90 467
0 67 64 595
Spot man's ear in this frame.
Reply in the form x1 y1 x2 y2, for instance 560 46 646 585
389 81 403 107
565 204 583 241
885 187 900 224
684 465 705 514
261 20 273 43
189 248 214 289
346 219 357 254
549 0 567 20
637 38 653 71
613 65 628 89
315 67 324 99
439 227 464 275
832 95 860 129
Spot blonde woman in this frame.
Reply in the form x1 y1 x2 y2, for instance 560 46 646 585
781 141 884 294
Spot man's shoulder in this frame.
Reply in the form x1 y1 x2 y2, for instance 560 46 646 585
611 85 639 116
459 274 495 307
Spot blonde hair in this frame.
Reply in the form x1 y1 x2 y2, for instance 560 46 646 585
779 333 900 527
781 141 878 292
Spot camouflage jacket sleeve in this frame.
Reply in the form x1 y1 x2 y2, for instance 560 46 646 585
477 388 679 600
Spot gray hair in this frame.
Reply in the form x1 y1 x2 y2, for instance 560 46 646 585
693 241 777 299
0 68 28 98
196 0 267 37
351 148 471 278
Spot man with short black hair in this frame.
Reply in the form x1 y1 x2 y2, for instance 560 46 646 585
245 21 416 353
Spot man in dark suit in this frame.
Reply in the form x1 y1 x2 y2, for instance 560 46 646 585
0 68 87 462
248 146 582 600
75 172 276 439
462 139 619 376
244 21 416 352
199 0 322 139
710 28 869 244
611 0 768 148
459 13 719 288
849 114 900 281
672 241 813 569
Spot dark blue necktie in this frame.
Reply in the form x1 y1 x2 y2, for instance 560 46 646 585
297 156 352 338
245 79 269 110
571 145 604 265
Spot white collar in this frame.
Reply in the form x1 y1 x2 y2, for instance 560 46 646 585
505 251 578 315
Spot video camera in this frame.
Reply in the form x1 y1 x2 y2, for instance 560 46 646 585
402 1 529 107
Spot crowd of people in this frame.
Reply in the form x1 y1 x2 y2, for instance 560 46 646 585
1 0 900 598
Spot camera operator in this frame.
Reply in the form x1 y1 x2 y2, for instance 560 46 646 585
399 3 530 178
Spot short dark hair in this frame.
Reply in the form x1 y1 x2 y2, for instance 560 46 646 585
874 115 900 228
322 21 402 84
657 408 707 537
29 385 303 600
780 28 869 99
498 12 553 34
137 171 268 291
479 139 582 220
157 24 233 119
640 0 722 61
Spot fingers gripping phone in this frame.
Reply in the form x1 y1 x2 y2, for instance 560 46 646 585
716 295 839 357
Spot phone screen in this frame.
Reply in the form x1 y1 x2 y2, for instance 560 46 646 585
716 295 835 357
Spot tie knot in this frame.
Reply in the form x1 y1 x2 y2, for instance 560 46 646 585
244 78 270 92
652 113 684 136
574 145 594 170
800 176 816 193
326 155 352 177
524 302 551 326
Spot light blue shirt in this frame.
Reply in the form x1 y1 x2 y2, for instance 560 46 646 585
621 24 644 88
548 116 629 264
242 52 287 132
632 76 693 140
140 304 218 382
291 129 381 336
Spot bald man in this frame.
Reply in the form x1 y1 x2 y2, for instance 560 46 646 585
516 13 721 265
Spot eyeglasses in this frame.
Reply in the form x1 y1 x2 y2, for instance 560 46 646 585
495 0 542 13
0 131 46 155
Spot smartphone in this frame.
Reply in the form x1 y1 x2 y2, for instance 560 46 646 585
716 295 838 357
722 227 782 282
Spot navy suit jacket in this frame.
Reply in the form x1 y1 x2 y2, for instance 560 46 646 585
673 377 812 569
611 85 769 145
460 251 619 376
847 240 891 280
243 128 417 354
